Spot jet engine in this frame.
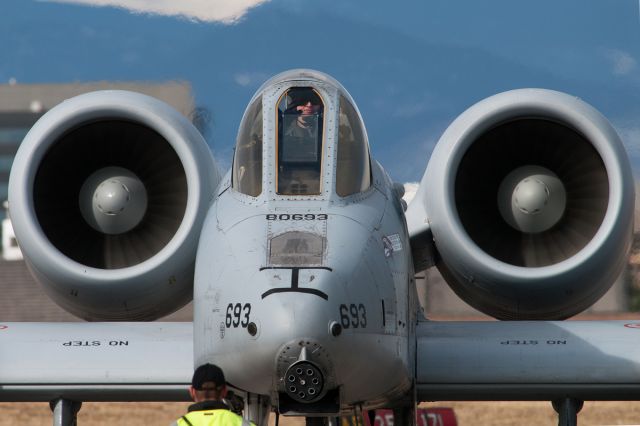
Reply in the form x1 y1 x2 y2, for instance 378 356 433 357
8 91 221 321
407 89 635 319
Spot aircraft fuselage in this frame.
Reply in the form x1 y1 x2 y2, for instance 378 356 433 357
194 162 415 410
193 70 416 412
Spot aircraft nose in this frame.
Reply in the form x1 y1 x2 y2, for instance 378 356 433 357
196 209 394 396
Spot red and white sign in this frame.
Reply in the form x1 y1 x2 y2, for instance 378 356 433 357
343 408 457 426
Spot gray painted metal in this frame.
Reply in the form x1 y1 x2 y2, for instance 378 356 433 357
78 166 148 235
51 399 81 426
245 393 270 425
407 89 635 319
416 320 640 400
193 70 416 410
1 70 638 423
8 90 222 320
0 322 192 402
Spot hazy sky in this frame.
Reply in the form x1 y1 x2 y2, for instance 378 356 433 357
2 0 639 181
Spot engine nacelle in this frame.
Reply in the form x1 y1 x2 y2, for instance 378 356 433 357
407 89 635 319
8 91 221 320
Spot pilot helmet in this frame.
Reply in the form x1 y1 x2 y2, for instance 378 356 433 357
286 88 322 112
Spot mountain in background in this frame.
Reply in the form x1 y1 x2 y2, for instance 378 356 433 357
1 0 638 181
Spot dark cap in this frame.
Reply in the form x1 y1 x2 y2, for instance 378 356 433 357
192 363 226 390
288 88 319 105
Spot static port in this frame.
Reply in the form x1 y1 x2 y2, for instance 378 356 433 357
306 369 314 376
289 386 297 392
288 375 296 382
299 392 306 399
308 388 316 395
296 368 303 374
312 378 319 385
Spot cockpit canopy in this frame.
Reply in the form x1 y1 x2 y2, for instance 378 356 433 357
232 94 263 197
232 70 371 198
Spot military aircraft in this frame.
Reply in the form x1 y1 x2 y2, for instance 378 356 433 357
0 69 636 426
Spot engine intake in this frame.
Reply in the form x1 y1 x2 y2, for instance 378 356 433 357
456 118 608 267
35 119 188 269
9 91 221 320
408 89 634 320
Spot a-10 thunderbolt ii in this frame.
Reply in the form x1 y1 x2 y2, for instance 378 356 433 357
0 69 636 426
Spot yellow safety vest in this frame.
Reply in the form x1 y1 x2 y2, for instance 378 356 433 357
175 408 254 426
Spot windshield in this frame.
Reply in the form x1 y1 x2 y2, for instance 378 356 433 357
232 95 263 197
336 95 371 196
277 88 324 195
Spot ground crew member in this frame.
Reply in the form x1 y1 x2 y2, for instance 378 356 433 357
172 363 255 426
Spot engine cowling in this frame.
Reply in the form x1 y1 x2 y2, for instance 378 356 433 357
407 89 635 320
8 91 222 321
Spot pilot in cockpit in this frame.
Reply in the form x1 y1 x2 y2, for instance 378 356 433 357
283 90 324 140
278 88 324 195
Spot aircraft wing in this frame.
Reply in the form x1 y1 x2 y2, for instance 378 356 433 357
0 322 192 402
3 74 638 425
416 320 640 402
